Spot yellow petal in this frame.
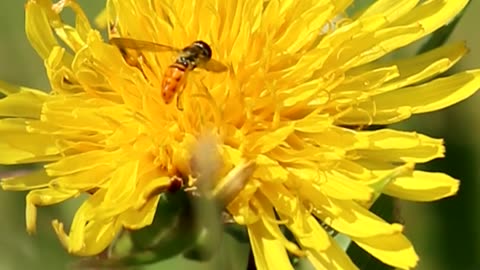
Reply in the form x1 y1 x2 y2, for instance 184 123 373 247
50 163 115 190
228 179 262 225
349 0 468 67
337 70 480 125
26 188 80 233
309 194 403 238
135 176 173 208
352 129 445 163
247 220 294 270
51 220 71 251
300 126 361 150
255 196 304 256
77 219 122 256
253 155 289 183
0 119 59 164
307 238 358 270
25 0 58 59
288 215 331 252
359 0 419 24
61 0 93 44
0 80 46 95
1 169 50 191
376 42 467 93
261 182 301 221
41 0 91 52
333 66 399 100
280 78 329 108
119 195 161 230
374 70 480 114
284 161 323 182
336 24 425 69
40 97 136 135
104 160 139 205
92 161 140 219
55 218 122 256
293 112 332 133
368 163 415 206
274 0 334 54
320 175 374 201
0 87 47 118
68 189 107 252
244 124 294 154
45 46 81 95
229 198 260 225
45 149 122 176
352 232 419 269
385 170 459 201
394 0 468 36
331 159 376 180
213 159 257 205
347 41 467 95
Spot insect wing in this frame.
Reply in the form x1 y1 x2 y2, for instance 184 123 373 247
109 37 180 52
202 59 228 73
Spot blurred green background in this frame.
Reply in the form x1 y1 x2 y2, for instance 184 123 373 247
0 1 479 269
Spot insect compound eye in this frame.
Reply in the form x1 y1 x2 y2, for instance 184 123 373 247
193 40 212 60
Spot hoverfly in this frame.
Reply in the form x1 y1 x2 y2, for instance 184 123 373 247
110 37 228 106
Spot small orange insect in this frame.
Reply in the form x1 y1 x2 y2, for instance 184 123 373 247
110 37 228 105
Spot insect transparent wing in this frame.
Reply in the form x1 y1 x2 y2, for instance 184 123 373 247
201 59 228 73
109 38 180 52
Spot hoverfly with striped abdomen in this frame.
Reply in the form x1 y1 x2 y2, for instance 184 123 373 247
110 37 228 107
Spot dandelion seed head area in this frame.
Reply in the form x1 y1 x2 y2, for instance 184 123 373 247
0 0 478 269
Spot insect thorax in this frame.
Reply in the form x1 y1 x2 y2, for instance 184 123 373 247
177 41 212 70
175 57 196 70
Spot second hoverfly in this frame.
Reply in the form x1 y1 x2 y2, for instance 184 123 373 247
110 37 228 105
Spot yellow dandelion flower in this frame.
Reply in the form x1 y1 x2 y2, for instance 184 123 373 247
1 0 479 269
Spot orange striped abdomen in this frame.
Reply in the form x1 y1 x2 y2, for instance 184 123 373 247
161 63 187 104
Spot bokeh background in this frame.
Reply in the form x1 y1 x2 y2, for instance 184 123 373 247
0 1 479 269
